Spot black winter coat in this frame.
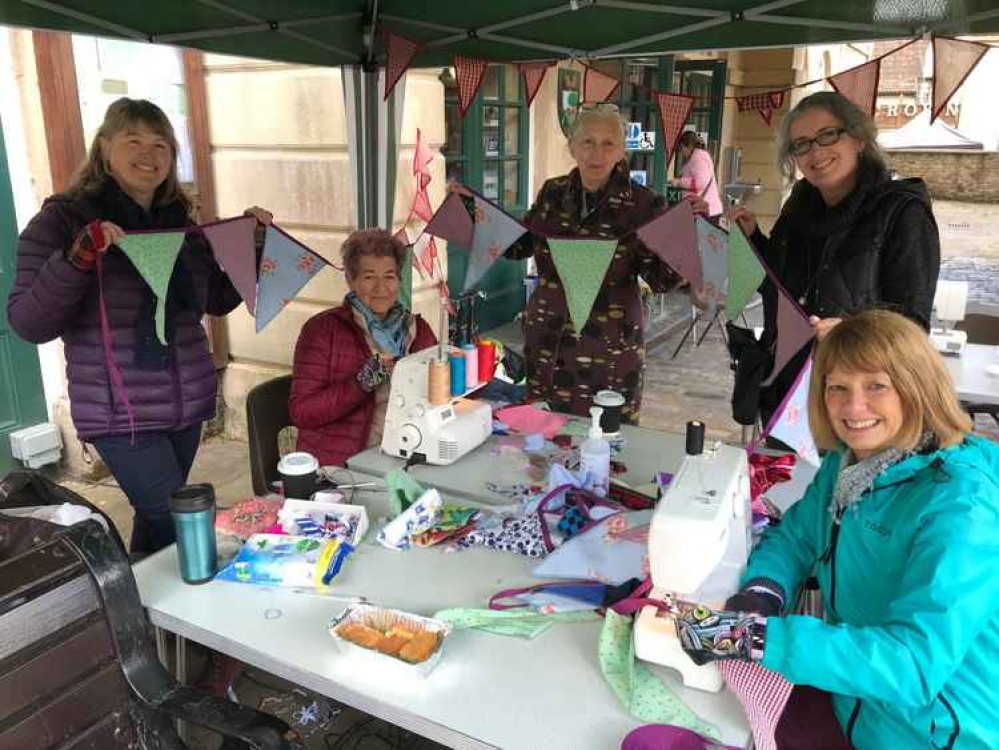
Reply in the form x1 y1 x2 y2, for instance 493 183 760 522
752 161 940 421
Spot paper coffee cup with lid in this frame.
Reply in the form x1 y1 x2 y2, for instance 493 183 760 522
277 452 319 500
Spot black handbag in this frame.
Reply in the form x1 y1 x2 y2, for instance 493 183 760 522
725 322 773 426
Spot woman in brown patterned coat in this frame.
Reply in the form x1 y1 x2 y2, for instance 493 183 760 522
506 105 697 424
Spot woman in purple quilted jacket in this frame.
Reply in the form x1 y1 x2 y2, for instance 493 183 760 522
6 98 271 555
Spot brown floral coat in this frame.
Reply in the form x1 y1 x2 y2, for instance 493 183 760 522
507 161 681 424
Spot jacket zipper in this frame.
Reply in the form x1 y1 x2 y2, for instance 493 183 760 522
846 698 863 744
935 694 961 750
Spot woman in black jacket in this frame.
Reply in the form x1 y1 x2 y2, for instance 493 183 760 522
730 91 939 424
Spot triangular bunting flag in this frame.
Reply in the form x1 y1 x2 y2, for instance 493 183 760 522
425 191 474 247
761 289 814 387
654 92 695 159
583 65 620 103
414 127 433 191
255 225 328 333
696 218 728 316
454 55 489 118
736 91 785 127
766 356 820 466
464 196 527 291
384 32 420 100
202 216 258 315
394 226 410 247
726 226 766 321
828 59 880 116
519 62 553 108
635 200 701 291
932 35 990 123
117 231 186 345
412 189 434 222
412 234 438 278
547 238 618 336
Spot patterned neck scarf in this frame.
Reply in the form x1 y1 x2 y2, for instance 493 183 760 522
346 291 409 358
829 432 935 522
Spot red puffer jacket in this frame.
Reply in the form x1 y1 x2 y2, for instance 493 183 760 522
289 301 437 467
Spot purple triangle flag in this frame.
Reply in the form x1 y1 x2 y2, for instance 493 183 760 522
766 356 820 466
425 192 474 247
762 288 814 386
255 225 328 333
464 197 526 291
203 216 258 314
636 200 702 290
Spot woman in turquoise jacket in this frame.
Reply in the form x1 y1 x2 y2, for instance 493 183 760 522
677 309 999 749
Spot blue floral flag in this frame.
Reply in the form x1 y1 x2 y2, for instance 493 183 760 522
255 225 328 333
695 217 728 316
767 356 820 466
464 196 527 291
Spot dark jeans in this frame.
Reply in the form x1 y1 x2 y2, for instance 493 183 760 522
93 424 202 555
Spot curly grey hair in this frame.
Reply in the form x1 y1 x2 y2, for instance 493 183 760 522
776 91 889 186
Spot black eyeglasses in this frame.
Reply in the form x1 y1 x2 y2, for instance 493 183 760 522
788 127 847 157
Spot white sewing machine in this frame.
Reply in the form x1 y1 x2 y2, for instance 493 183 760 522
634 441 752 692
929 280 969 356
381 349 492 466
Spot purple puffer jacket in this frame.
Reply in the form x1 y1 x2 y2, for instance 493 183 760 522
6 180 241 440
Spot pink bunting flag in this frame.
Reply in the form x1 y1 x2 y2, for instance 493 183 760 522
413 127 433 190
932 35 990 124
394 226 410 247
454 55 489 118
828 59 881 116
424 191 474 247
765 356 820 467
655 92 695 159
412 189 434 222
202 216 259 314
583 65 620 103
761 288 814 387
384 32 420 100
635 198 702 291
519 62 553 108
413 235 438 278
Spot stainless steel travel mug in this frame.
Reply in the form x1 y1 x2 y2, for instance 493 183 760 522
168 484 217 584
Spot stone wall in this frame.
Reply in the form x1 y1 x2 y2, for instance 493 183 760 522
888 150 999 203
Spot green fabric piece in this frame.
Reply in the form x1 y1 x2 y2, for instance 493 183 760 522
434 607 599 639
599 610 719 738
546 238 618 336
117 232 186 344
561 420 591 437
726 228 766 322
384 468 426 516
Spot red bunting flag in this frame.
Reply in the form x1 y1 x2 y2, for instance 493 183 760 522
736 90 786 126
518 62 553 108
654 92 695 159
583 64 620 103
454 55 489 118
828 59 880 116
932 35 990 124
417 236 438 278
413 127 433 190
384 32 420 100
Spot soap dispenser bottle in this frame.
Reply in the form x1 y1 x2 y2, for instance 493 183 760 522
580 406 611 497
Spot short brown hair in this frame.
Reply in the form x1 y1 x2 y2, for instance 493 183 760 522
341 228 407 280
679 130 705 150
808 309 972 453
68 98 190 213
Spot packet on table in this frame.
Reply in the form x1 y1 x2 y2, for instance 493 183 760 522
215 533 353 590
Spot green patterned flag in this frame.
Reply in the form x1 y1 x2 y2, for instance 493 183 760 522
726 225 766 321
117 232 186 344
547 238 618 336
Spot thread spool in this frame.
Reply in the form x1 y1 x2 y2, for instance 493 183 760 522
477 340 496 383
449 350 466 396
461 344 479 388
428 360 450 405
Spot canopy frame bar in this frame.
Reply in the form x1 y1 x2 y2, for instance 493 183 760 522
933 7 999 33
155 13 361 44
20 0 146 40
745 12 914 36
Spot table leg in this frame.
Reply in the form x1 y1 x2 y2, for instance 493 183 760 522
174 632 189 743
154 625 169 671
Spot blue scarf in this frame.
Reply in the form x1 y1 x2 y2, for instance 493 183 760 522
347 291 409 358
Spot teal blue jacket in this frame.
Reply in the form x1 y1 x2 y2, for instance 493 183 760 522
746 435 999 749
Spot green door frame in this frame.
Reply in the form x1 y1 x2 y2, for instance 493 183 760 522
0 115 47 475
673 58 728 170
444 64 529 334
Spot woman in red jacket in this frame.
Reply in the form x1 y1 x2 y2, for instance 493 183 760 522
289 229 437 467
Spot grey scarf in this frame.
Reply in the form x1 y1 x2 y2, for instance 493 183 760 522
829 433 934 522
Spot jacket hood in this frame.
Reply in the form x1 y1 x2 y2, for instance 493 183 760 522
874 434 999 490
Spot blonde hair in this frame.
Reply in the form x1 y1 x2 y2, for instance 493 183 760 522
67 97 190 213
808 309 972 452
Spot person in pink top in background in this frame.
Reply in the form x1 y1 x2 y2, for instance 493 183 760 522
673 131 724 217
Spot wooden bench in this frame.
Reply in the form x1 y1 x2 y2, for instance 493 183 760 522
0 471 302 750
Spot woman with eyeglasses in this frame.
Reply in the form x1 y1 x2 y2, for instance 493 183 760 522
729 91 939 425
503 103 707 424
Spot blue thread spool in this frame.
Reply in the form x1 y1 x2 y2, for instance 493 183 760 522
449 351 466 396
